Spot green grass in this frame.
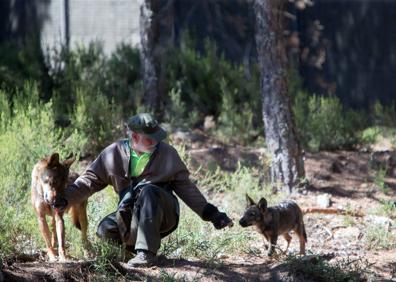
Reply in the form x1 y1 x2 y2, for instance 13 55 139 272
364 222 396 251
374 199 396 218
373 167 391 193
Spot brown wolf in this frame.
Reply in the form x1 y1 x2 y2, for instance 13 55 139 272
239 195 307 256
31 153 89 261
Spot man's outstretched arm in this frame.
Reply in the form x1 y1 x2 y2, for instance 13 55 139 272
172 169 233 229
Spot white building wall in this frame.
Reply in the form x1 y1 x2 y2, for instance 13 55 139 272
41 0 141 55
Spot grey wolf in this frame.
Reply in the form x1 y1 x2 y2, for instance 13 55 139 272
239 194 307 256
31 153 89 261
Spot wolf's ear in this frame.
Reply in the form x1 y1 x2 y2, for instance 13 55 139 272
246 194 256 206
258 198 267 213
47 153 60 167
63 153 76 168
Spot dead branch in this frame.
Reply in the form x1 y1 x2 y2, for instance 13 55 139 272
302 207 365 217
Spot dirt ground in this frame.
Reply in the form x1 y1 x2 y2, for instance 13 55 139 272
2 132 396 281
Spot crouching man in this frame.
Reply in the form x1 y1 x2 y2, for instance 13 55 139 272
53 113 232 267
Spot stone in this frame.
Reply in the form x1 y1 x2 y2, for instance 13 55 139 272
316 193 331 208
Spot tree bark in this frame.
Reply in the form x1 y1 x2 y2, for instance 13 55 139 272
254 0 305 193
139 0 160 113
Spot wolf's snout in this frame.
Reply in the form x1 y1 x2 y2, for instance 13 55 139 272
44 192 56 205
239 218 248 227
45 197 55 205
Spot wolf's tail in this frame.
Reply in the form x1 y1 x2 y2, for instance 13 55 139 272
302 221 307 243
296 203 308 243
69 200 88 231
69 206 81 230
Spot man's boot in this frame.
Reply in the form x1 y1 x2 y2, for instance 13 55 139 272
127 250 157 267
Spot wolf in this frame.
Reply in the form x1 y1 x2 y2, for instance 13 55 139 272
31 153 90 261
239 194 307 256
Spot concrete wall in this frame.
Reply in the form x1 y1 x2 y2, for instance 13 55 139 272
41 0 140 55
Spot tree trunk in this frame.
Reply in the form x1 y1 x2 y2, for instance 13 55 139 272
254 0 305 193
139 0 160 113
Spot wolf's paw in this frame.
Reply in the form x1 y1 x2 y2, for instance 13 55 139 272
48 254 57 262
47 249 58 262
58 254 72 262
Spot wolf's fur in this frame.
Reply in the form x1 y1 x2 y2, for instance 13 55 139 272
31 153 89 261
239 195 307 256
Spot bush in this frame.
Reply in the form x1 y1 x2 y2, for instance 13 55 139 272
49 42 141 119
69 87 123 156
0 38 51 95
165 36 262 142
293 91 365 151
106 43 142 114
372 99 396 127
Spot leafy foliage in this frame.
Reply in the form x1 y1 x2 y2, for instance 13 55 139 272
292 90 366 151
164 36 262 142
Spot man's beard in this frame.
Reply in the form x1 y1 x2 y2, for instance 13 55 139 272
131 136 156 153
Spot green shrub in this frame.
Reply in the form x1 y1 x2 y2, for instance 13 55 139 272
373 167 390 193
106 43 142 114
361 126 381 144
372 99 396 127
216 79 260 144
293 91 365 151
0 39 51 94
69 87 123 156
165 36 262 142
164 82 200 129
48 42 141 121
375 199 396 217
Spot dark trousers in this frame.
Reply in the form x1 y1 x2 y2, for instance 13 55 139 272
96 184 179 254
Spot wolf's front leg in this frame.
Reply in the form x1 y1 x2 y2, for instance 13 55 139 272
50 216 57 247
55 213 67 261
267 235 278 256
38 215 57 261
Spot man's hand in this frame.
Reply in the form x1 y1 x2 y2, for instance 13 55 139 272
52 196 68 213
202 203 233 229
211 211 233 229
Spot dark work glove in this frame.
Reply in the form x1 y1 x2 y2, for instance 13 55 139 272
202 203 233 229
211 211 233 229
53 196 68 213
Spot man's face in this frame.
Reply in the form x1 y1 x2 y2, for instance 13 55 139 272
131 132 157 153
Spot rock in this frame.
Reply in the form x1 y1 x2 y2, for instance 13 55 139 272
317 193 331 208
203 115 216 130
171 130 203 143
360 183 369 189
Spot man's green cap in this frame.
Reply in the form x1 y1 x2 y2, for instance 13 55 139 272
127 113 167 142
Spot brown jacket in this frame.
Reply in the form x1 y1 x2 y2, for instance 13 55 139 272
64 139 209 218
